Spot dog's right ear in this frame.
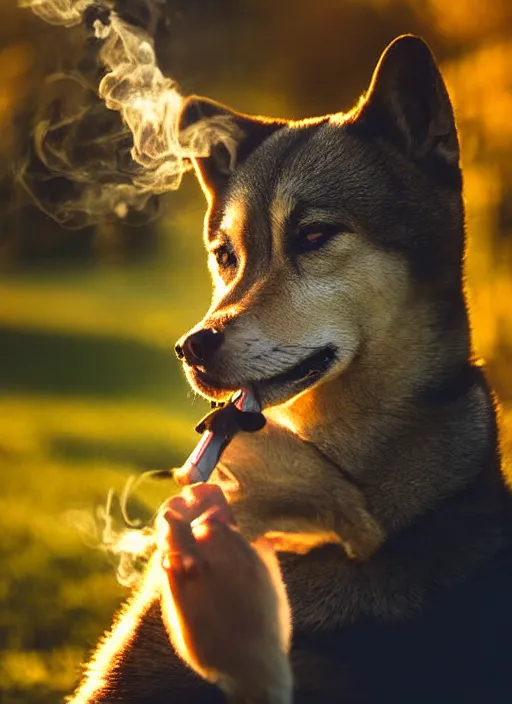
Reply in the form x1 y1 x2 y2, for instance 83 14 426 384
179 97 286 200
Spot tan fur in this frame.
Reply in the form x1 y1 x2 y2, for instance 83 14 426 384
205 419 385 560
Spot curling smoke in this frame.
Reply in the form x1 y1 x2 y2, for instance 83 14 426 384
19 0 241 227
99 487 157 587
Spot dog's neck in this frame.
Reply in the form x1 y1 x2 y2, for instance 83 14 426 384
268 291 473 476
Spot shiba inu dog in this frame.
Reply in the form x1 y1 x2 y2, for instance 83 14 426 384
70 35 512 703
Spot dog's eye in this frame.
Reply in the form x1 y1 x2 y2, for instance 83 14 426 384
297 225 340 252
213 243 237 269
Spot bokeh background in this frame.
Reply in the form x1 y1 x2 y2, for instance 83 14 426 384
1 1 511 701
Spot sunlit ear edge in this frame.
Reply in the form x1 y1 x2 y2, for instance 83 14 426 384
344 34 460 170
179 95 288 201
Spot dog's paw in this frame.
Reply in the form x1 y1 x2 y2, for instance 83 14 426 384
334 511 386 561
265 530 343 555
156 484 293 702
263 517 385 560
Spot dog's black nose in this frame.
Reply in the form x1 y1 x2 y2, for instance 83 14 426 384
175 329 224 366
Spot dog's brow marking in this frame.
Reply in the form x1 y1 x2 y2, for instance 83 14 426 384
220 203 245 240
297 208 340 229
270 192 295 255
270 194 294 234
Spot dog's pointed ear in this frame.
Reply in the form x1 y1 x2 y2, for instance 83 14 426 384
179 96 286 199
355 35 459 168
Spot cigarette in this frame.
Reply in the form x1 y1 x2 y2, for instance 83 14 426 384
178 388 265 484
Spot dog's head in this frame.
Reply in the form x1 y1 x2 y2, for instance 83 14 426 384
175 35 464 408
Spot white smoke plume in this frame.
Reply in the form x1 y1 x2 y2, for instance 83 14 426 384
18 0 241 226
99 486 157 587
21 0 91 26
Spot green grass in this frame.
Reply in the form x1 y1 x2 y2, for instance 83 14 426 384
0 266 210 703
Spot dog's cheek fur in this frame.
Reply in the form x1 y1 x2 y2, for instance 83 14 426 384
333 242 411 353
256 238 412 381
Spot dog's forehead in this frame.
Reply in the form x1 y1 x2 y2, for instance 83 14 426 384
224 121 387 228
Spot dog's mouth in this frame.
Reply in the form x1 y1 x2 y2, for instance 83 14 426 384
191 345 338 405
259 345 337 389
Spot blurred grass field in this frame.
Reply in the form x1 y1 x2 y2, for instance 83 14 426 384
0 266 212 703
